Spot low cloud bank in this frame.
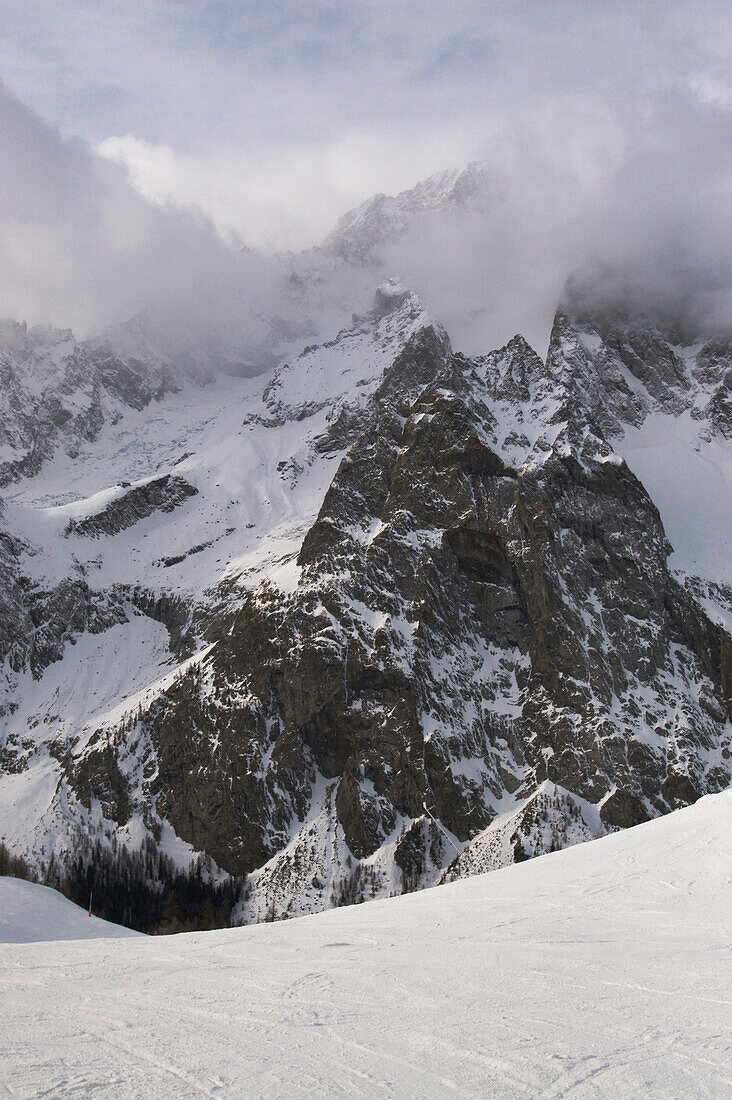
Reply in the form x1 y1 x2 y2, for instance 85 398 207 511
0 77 729 363
0 83 279 346
376 95 731 354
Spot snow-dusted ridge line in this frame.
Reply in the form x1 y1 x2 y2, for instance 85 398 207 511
323 161 495 264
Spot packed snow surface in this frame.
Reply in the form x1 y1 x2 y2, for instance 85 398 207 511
0 876 140 943
2 791 730 1098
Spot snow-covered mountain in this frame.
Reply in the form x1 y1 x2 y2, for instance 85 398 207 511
323 162 496 264
2 790 730 1097
0 319 178 486
0 166 730 932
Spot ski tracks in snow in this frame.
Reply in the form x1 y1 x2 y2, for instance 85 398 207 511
1 792 731 1098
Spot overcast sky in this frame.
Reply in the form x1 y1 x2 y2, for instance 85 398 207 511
0 1 729 346
1 0 729 249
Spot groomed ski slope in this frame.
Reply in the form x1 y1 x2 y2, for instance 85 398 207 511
1 791 730 1099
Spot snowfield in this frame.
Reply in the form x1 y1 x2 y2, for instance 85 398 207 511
1 791 730 1098
0 876 141 944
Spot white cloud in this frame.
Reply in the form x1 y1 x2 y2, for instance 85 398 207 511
96 127 476 251
1 0 729 251
0 82 280 341
0 2 729 356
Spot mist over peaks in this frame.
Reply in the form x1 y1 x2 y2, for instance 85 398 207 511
0 76 729 365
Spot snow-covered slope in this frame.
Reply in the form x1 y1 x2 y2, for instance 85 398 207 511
619 411 732 586
0 875 138 943
1 791 729 1097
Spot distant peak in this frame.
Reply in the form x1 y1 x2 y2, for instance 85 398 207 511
349 279 421 328
323 161 496 264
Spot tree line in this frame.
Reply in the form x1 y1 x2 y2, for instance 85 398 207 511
0 835 244 935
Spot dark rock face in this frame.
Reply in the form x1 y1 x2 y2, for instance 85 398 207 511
0 517 129 682
65 476 198 538
0 527 39 712
69 307 731 921
692 338 732 439
600 788 652 830
25 579 128 678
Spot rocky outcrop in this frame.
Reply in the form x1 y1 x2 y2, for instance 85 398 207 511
443 782 606 879
65 476 198 538
0 521 129 681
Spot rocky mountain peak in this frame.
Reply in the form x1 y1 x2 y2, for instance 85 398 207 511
262 282 449 426
544 300 732 442
0 320 177 486
371 278 411 318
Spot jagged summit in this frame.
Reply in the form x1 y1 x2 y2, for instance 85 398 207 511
261 282 448 422
371 277 411 317
544 298 732 443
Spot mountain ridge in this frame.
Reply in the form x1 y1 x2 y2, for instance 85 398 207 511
0 130 730 934
1 272 729 929
322 161 496 264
